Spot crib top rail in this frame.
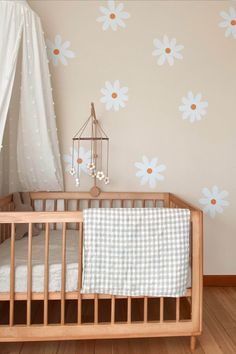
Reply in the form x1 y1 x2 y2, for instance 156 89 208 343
0 211 83 224
30 191 169 201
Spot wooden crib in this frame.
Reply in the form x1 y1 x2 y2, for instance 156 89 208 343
0 192 203 351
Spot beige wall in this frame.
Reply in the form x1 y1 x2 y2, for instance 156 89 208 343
28 0 236 275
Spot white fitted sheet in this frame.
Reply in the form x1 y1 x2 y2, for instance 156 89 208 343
0 230 79 293
0 230 191 293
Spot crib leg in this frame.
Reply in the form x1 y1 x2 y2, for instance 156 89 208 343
190 336 197 352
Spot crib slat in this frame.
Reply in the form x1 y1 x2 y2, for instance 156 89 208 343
53 200 57 230
111 295 115 324
76 200 80 230
27 223 32 326
61 223 66 325
77 222 83 324
9 223 15 326
160 297 164 322
144 296 148 323
42 200 46 230
44 223 49 325
94 294 98 324
176 297 180 322
127 297 131 323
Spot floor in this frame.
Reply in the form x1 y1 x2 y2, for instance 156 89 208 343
0 287 236 354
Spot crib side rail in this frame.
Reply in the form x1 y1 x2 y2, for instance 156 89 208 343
29 191 170 210
169 193 201 211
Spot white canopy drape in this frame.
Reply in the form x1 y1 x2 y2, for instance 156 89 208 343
0 0 64 191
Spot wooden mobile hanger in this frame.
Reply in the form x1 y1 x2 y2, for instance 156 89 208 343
70 102 109 197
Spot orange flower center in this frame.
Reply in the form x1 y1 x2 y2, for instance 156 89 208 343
77 158 83 164
111 92 118 99
191 104 197 110
147 168 153 174
211 199 217 205
165 47 171 54
231 19 236 26
110 13 116 19
53 48 60 55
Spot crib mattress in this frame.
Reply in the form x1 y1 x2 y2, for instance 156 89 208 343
0 230 191 293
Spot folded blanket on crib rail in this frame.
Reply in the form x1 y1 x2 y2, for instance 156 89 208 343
81 208 190 297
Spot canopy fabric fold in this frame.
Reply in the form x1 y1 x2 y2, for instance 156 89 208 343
0 0 64 191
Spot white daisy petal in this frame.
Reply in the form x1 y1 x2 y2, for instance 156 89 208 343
219 21 228 28
218 190 229 199
229 7 236 17
220 11 230 20
157 54 166 66
163 35 169 46
199 198 209 205
142 156 149 165
116 3 124 12
108 0 115 11
136 170 145 177
100 6 110 15
167 55 174 66
64 50 75 58
55 35 62 47
60 55 68 66
149 176 156 188
120 11 130 19
141 175 149 185
153 39 163 48
103 19 111 31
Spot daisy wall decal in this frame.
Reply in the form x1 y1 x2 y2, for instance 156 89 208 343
135 156 166 189
152 35 184 66
46 35 75 66
63 146 91 175
219 7 236 38
100 80 128 111
199 186 229 218
179 92 208 123
97 0 130 31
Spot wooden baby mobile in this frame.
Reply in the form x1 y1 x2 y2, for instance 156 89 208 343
70 103 109 197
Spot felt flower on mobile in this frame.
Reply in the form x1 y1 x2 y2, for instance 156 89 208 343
100 80 128 111
199 186 229 218
179 92 208 123
135 156 166 188
152 35 184 66
219 7 236 38
63 147 91 175
97 0 130 31
46 35 75 66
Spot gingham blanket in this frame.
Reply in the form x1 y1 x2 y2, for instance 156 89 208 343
81 208 190 297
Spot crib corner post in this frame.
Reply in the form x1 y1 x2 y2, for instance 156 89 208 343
190 335 197 352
